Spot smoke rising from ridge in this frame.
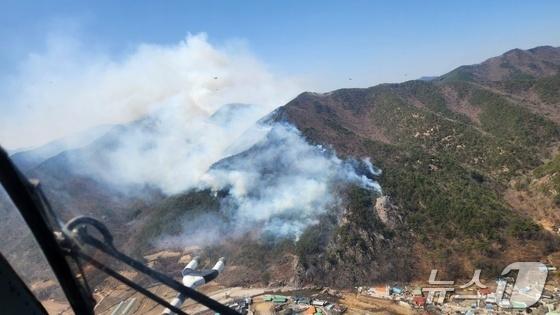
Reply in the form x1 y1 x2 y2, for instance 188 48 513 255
202 123 381 238
75 102 382 240
1 32 382 242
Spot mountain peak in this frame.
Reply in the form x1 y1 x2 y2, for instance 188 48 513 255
440 45 560 82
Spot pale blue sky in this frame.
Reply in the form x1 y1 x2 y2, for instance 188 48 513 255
1 0 560 90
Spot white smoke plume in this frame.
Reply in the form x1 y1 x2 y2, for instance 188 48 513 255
76 103 382 239
201 123 382 237
1 32 382 242
0 33 299 150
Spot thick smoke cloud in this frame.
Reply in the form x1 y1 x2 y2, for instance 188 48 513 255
77 102 381 240
81 102 271 195
202 123 381 237
1 32 382 242
0 33 299 150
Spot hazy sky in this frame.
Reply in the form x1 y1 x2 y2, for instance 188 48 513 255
1 1 560 150
1 0 559 91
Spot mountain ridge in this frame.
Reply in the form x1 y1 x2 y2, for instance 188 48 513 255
270 45 560 285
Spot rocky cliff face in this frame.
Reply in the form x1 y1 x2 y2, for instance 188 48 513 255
294 187 415 287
